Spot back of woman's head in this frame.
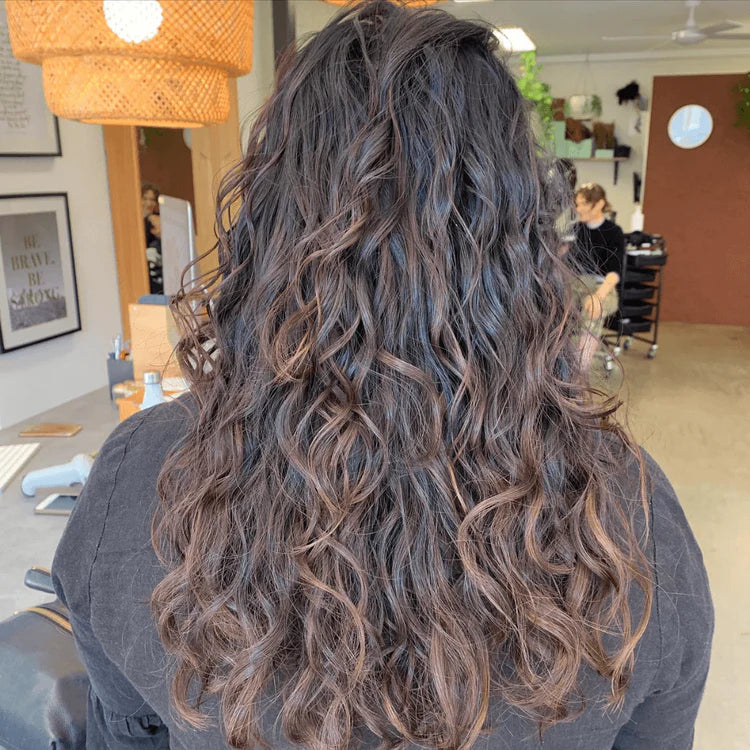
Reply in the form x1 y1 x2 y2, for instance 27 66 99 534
153 2 652 748
576 182 613 215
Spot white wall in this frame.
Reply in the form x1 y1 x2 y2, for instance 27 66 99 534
292 0 338 39
0 117 121 429
537 49 750 231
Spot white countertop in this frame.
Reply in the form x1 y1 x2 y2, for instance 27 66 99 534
0 387 121 620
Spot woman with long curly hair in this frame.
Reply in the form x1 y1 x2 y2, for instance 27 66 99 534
53 2 712 748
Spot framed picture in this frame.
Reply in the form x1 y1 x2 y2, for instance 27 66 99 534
0 194 81 353
0 6 62 157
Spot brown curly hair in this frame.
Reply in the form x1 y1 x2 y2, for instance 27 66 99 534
151 2 652 748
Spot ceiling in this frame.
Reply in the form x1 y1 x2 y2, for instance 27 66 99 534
442 0 750 55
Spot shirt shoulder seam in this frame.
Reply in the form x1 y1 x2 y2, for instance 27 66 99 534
86 411 155 608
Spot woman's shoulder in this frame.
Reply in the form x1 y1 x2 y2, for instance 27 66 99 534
115 392 195 449
602 218 624 236
52 395 195 616
90 392 195 517
612 441 710 589
90 394 195 504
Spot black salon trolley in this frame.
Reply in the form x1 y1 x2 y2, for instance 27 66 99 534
602 235 667 368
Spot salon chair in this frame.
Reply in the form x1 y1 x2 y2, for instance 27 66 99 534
0 568 87 749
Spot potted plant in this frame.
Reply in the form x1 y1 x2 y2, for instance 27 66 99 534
566 94 602 119
517 51 554 141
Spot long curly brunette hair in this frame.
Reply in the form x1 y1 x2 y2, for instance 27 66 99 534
151 2 652 748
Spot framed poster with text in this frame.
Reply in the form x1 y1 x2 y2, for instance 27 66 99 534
0 6 61 157
0 194 80 353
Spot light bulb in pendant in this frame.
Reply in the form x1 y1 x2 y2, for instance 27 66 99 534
103 0 163 44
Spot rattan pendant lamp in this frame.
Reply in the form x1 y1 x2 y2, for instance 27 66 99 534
6 0 254 128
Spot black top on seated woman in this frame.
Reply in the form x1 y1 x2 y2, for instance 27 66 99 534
52 2 712 749
574 182 626 280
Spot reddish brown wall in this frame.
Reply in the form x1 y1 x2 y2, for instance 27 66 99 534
137 127 195 210
643 74 750 325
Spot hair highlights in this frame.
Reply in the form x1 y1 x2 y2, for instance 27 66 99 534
152 3 652 748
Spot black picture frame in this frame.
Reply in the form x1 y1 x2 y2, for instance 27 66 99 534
0 116 62 158
0 193 81 353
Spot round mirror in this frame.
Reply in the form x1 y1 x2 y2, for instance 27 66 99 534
668 105 713 149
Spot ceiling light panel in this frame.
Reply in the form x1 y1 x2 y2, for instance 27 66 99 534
493 27 537 53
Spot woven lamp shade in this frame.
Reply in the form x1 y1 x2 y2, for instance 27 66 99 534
6 0 254 128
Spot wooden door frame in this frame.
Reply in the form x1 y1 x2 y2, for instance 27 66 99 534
103 125 148 342
103 80 241 340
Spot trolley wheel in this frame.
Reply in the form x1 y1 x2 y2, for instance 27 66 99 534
623 337 632 351
604 358 614 375
612 346 622 357
647 345 658 359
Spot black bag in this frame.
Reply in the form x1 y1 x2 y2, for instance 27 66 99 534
0 568 88 749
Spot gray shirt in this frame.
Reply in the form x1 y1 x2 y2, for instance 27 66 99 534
52 398 713 749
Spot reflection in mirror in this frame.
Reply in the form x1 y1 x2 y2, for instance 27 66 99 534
668 105 713 149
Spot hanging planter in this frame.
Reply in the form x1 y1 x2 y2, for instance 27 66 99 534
6 0 254 128
567 94 602 119
566 56 602 119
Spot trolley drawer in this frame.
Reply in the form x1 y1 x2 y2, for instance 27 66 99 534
626 252 667 268
624 268 656 283
621 302 654 317
622 284 656 301
619 317 654 334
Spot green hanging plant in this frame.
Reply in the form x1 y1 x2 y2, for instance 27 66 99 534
590 94 602 118
734 72 750 135
564 94 602 118
517 51 554 141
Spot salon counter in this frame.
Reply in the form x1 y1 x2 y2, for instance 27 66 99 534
0 388 121 620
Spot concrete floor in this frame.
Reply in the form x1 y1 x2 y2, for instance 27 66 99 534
1 322 748 749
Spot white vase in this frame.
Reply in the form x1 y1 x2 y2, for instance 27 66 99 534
630 204 645 233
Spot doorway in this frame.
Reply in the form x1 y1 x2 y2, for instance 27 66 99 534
138 127 196 296
102 81 242 339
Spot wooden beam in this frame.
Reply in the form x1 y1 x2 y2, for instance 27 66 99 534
102 126 149 342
